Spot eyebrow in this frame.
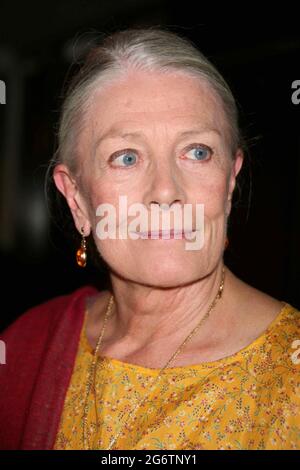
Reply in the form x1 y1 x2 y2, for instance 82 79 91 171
93 125 221 153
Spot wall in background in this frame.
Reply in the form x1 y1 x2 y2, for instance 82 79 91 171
0 2 299 330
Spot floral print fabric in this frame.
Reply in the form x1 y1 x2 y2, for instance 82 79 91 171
54 302 300 450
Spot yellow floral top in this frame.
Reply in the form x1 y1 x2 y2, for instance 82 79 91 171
54 302 300 450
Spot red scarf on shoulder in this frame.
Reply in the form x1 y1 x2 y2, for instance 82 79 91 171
0 285 99 450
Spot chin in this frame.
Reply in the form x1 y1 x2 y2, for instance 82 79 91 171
112 260 204 288
139 275 201 289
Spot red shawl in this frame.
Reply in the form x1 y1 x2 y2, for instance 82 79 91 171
0 285 99 450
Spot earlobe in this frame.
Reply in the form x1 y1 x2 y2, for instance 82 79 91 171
53 164 80 215
234 148 244 177
53 164 76 201
53 163 91 235
226 149 244 216
228 148 244 197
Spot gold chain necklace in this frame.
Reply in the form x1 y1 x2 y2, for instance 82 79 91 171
82 265 226 450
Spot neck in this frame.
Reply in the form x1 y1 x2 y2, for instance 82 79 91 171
106 261 230 351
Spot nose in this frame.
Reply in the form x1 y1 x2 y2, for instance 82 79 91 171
144 162 186 210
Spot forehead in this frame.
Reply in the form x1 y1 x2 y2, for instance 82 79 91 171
87 70 227 137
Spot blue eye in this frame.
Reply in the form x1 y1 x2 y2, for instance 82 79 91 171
111 151 137 167
185 145 212 161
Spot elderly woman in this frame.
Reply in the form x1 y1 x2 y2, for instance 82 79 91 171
0 27 299 451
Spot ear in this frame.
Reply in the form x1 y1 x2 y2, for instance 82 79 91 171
226 148 244 216
53 163 91 235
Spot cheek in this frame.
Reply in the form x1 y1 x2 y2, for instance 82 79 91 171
83 178 121 223
191 175 228 219
84 165 141 205
85 164 229 237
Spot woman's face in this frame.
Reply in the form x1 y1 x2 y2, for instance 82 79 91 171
63 70 243 287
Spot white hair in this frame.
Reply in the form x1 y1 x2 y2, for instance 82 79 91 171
53 27 243 176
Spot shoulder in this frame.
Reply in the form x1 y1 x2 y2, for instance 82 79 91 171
278 301 300 328
267 303 300 419
251 302 300 396
0 285 99 449
269 302 300 360
226 267 298 335
0 284 100 393
0 285 99 346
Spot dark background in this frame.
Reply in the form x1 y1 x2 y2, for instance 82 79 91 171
0 1 299 331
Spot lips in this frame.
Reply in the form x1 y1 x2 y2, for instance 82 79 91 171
133 229 196 239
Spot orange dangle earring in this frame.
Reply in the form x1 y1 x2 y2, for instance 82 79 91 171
76 227 87 268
